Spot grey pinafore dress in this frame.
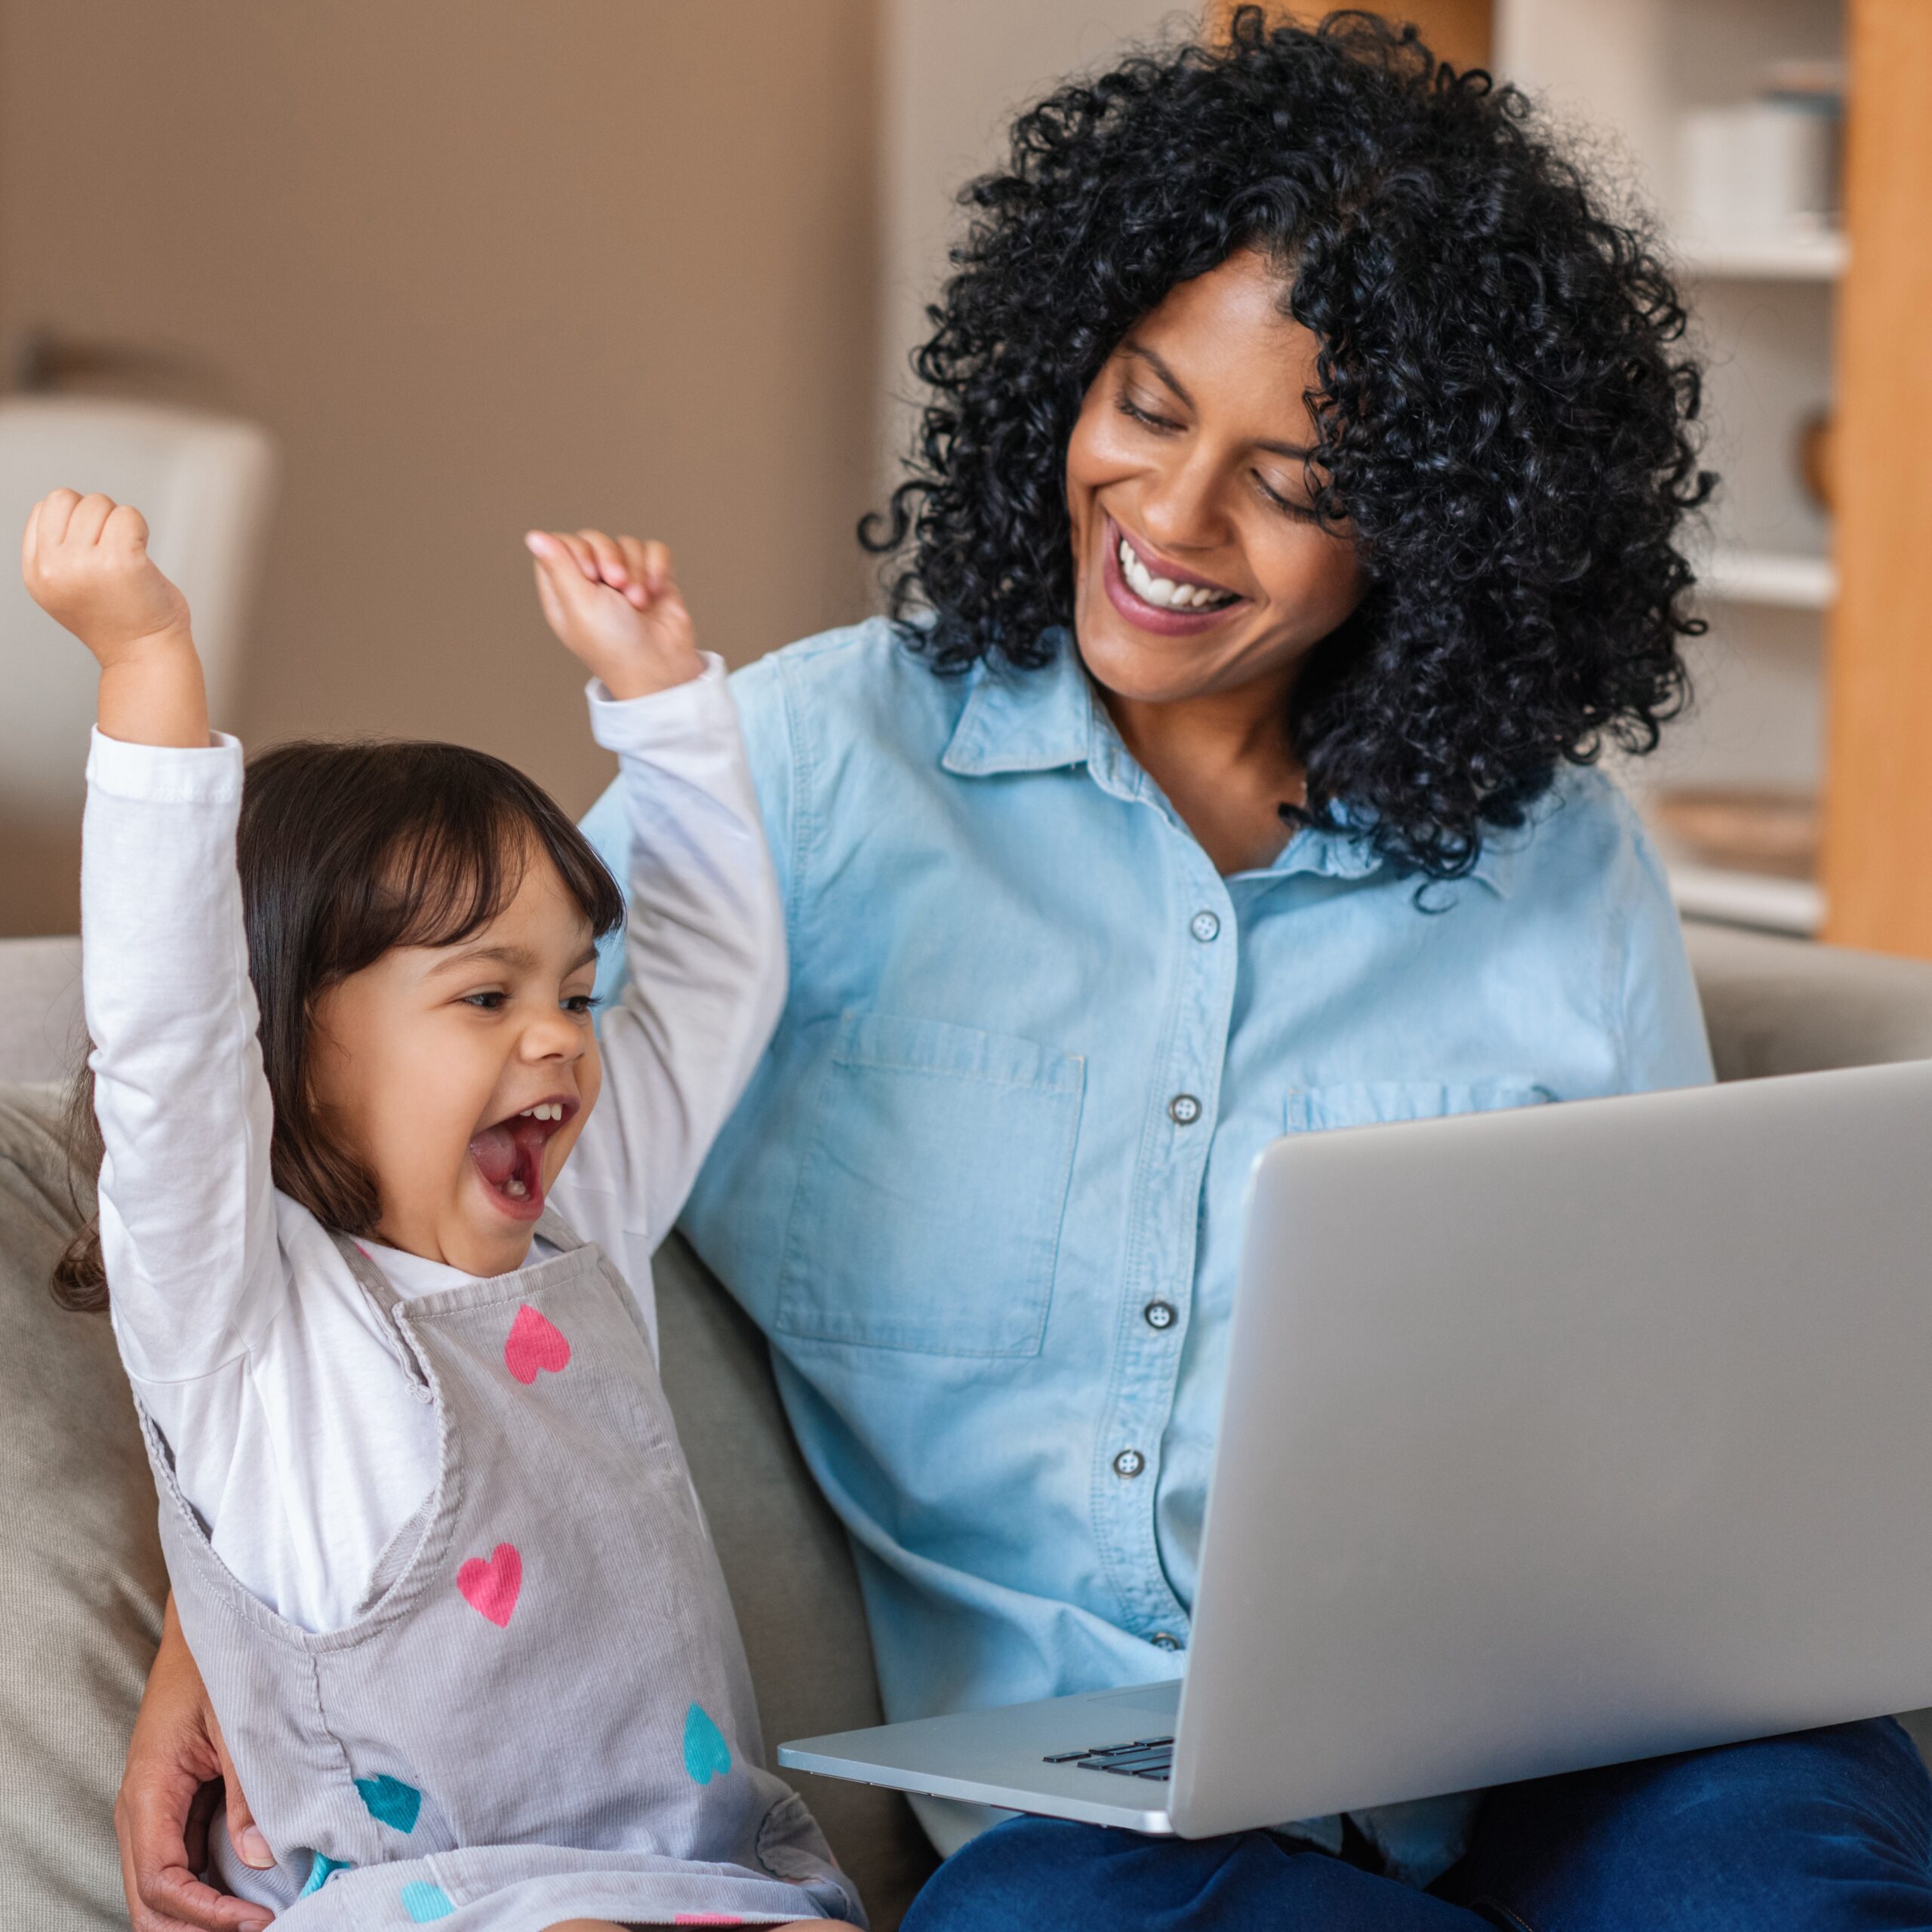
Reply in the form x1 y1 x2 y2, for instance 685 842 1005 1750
137 1212 863 1930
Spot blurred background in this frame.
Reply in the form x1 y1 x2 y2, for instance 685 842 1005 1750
0 0 1924 958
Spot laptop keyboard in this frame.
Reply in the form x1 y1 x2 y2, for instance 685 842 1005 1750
1043 1736 1173 1780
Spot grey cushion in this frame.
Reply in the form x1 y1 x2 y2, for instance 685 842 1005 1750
1685 921 1932 1079
0 1084 165 1931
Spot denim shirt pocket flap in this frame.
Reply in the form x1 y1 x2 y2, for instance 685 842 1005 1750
1284 1077 1555 1134
775 1012 1084 1357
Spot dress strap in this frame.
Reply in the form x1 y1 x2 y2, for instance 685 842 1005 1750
328 1231 431 1393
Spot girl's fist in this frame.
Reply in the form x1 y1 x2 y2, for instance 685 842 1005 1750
23 491 192 666
525 527 701 700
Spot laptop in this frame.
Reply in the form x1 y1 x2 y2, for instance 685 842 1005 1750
779 1057 1932 1838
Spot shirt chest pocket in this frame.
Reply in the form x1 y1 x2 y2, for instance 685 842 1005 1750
775 1013 1085 1357
1284 1077 1556 1134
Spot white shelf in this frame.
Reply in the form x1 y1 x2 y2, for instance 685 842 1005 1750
1669 863 1823 937
1698 549 1836 610
1678 231 1847 281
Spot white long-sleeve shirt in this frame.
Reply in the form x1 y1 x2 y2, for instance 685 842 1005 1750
81 657 784 1632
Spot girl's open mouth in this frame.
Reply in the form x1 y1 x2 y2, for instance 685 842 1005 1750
468 1097 576 1222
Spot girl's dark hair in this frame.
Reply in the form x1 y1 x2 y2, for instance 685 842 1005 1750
53 740 623 1310
864 7 1713 877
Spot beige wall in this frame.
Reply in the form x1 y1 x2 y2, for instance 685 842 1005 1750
878 0 1184 495
0 0 878 932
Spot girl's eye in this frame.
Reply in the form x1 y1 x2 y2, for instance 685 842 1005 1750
562 995 597 1016
462 991 507 1011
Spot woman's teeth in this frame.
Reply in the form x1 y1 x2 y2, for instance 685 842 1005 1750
1118 536 1236 611
518 1103 565 1121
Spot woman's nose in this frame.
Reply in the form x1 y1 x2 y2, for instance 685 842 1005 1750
1138 445 1226 554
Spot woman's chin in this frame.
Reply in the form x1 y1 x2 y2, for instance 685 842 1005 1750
1074 614 1243 709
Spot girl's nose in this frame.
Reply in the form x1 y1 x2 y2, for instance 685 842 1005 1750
523 1010 586 1060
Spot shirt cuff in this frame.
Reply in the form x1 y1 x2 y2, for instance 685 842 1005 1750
85 726 244 805
584 653 733 755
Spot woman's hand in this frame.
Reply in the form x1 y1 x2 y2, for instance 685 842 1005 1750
118 1597 274 1932
21 489 208 748
525 526 703 701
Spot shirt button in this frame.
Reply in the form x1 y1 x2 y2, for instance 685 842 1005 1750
1168 1094 1201 1126
1190 910 1220 943
1143 1300 1177 1331
1151 1632 1183 1651
1113 1447 1146 1479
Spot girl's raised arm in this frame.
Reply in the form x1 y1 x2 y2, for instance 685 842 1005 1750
525 529 786 1256
25 491 285 1380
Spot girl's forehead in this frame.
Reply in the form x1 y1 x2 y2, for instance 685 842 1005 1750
383 860 598 983
448 866 595 952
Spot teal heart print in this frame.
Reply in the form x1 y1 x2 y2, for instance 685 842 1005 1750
400 1879 455 1921
298 1851 350 1897
354 1774 423 1834
683 1702 733 1784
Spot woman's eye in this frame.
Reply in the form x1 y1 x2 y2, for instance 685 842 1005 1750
1255 472 1320 522
1117 393 1179 433
461 991 507 1011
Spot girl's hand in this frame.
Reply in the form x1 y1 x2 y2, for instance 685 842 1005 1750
22 490 208 747
118 1597 273 1932
525 527 703 701
23 490 192 666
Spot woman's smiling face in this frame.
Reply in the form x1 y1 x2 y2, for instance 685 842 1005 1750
1065 248 1367 709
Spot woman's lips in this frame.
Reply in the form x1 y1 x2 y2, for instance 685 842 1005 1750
1100 518 1247 638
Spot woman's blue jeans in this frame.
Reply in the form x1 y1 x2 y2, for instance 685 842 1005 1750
901 1718 1932 1931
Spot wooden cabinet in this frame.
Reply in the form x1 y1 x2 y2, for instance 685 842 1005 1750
1819 0 1932 956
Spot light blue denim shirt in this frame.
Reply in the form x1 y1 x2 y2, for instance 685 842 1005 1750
583 617 1715 1884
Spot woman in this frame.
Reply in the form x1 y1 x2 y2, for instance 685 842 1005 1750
119 14 1932 1930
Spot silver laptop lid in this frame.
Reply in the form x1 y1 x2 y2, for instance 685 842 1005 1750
1172 1059 1932 1839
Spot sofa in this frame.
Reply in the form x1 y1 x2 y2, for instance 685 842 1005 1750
5 923 1932 1931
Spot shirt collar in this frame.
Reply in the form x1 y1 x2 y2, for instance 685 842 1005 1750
939 630 1514 895
940 632 1096 779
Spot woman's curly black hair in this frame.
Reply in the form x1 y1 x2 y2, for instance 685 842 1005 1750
863 7 1713 878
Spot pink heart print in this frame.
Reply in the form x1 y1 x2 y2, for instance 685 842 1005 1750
457 1542 522 1628
503 1303 571 1386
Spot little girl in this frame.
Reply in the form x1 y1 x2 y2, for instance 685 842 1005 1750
25 488 860 1932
